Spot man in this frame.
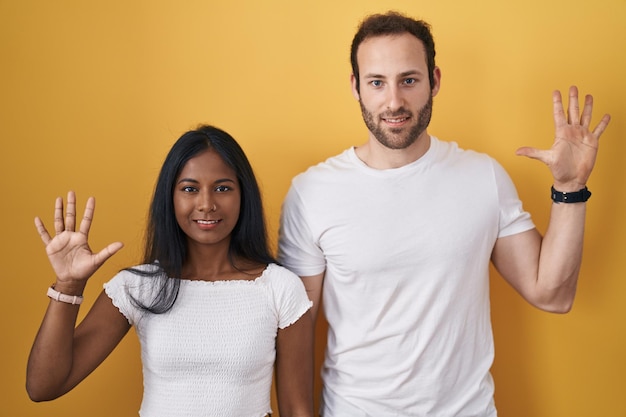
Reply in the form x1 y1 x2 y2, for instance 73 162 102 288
278 11 610 417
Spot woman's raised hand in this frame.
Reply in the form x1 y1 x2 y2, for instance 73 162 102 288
35 191 123 286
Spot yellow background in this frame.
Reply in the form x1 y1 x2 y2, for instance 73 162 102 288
2 0 625 416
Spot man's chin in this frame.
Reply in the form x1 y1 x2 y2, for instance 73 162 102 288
376 137 416 150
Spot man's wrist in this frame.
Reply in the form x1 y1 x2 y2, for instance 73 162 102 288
551 185 591 203
552 179 587 193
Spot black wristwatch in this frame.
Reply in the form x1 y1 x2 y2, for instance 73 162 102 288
550 186 591 203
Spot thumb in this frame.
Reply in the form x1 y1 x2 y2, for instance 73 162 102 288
516 146 549 163
93 241 124 267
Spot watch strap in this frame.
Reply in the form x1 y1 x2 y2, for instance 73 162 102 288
47 285 84 305
551 186 591 203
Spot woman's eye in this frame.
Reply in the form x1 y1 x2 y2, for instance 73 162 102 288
182 186 197 192
215 185 230 192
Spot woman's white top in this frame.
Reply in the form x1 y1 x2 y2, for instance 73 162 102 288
104 263 312 417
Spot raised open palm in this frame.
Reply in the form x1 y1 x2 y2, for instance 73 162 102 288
516 86 611 190
35 191 123 284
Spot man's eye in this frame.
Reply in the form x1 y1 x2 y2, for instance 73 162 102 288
371 80 383 87
404 78 416 85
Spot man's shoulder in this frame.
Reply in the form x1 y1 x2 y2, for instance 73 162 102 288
292 148 355 182
432 136 496 167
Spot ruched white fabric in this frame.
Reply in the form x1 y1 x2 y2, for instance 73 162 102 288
104 263 312 417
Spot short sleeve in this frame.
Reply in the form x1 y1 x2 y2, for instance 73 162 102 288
278 183 327 277
267 264 312 329
491 159 535 237
103 268 156 326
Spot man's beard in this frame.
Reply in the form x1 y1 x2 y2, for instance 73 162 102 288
360 94 433 150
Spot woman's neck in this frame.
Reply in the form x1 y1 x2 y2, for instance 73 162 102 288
181 243 265 281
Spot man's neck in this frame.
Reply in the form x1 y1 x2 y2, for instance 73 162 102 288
354 132 431 169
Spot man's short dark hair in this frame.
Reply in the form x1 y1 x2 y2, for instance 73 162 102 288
350 11 436 93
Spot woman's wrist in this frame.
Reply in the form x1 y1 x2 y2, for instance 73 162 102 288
51 280 87 296
47 285 84 305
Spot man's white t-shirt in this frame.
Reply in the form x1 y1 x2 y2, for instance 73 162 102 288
278 136 535 416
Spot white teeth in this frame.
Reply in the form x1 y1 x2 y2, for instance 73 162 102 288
387 117 407 123
197 220 218 225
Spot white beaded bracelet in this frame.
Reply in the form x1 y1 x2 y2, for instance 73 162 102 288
47 285 84 305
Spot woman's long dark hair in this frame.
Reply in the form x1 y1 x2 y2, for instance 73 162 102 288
128 125 276 313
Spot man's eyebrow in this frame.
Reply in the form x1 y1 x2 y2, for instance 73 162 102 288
399 69 423 77
362 69 423 79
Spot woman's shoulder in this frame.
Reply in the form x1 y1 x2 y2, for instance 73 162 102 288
263 264 312 325
125 262 163 274
106 263 163 289
262 263 305 287
264 263 298 277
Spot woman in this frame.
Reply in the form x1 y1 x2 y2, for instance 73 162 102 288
26 125 314 417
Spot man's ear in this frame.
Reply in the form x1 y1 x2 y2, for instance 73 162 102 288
350 73 360 101
431 66 442 97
